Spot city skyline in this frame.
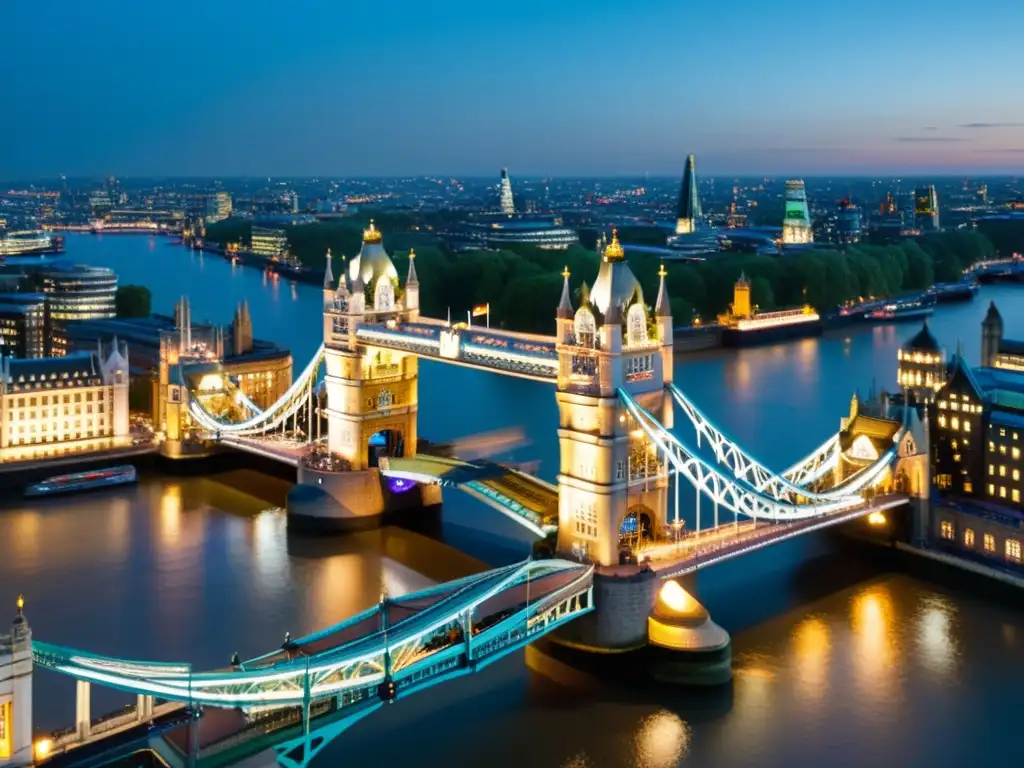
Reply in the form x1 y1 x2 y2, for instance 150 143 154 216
2 0 1024 178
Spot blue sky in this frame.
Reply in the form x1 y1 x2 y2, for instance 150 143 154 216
3 0 1023 177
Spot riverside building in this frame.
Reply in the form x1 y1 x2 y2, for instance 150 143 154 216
0 341 130 462
39 264 117 321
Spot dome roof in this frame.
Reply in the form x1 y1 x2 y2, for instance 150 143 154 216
348 221 398 286
590 230 642 317
903 320 940 352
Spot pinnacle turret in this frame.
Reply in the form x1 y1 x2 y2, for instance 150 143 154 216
557 266 573 318
406 249 419 286
323 248 334 289
655 263 671 317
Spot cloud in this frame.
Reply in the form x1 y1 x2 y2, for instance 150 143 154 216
958 122 1024 128
894 136 968 143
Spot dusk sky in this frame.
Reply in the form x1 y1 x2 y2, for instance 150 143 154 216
4 0 1024 178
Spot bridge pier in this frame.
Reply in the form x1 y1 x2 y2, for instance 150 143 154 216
550 569 731 686
75 680 91 741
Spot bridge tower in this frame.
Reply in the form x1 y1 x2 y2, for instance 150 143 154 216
554 232 674 567
0 597 32 767
322 223 420 470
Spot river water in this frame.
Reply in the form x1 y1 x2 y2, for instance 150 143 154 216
3 234 1024 767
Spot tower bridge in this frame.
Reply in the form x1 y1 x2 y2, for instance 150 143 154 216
7 224 931 766
164 220 922 562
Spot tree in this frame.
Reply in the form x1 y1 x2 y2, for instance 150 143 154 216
115 285 152 318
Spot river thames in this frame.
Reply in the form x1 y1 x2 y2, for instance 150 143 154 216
3 234 1024 767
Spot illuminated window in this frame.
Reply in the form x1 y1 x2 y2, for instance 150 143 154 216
989 441 996 451
965 529 975 547
1001 466 1007 477
964 420 971 433
1014 469 1021 482
1000 445 1007 455
1000 486 1008 499
1014 489 1021 503
964 480 973 493
1001 428 1007 437
940 521 954 540
951 402 959 412
939 415 947 428
988 483 995 495
951 417 960 430
1014 447 1021 460
984 534 996 552
953 454 961 462
1006 539 1022 562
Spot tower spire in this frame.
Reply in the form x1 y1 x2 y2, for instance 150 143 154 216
406 249 418 286
655 263 671 317
323 248 334 290
557 265 573 318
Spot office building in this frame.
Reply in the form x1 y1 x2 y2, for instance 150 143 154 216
835 199 862 244
39 264 117 321
0 342 130 462
914 185 940 231
205 192 232 224
0 295 51 359
675 154 701 235
250 227 289 259
498 169 515 215
781 180 813 245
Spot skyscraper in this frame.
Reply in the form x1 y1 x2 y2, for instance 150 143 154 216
498 168 515 215
675 154 701 234
781 180 813 245
914 185 940 231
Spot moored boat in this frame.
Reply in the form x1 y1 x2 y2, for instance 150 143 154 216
25 465 137 497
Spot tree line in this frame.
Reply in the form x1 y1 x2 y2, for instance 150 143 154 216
205 217 996 335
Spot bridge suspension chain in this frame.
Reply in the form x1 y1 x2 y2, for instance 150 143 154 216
187 344 325 437
619 389 892 522
665 383 899 502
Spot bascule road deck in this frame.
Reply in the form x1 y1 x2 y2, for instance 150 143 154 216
379 454 560 532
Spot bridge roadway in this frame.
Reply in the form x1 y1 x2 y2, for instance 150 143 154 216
32 559 593 767
623 493 909 579
379 454 560 536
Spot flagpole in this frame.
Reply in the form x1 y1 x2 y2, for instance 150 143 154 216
486 303 490 328
467 309 471 327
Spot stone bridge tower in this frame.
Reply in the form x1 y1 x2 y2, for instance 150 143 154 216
0 597 32 766
554 232 674 567
322 224 420 470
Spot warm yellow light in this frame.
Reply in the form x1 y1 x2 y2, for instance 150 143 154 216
658 579 699 614
868 511 887 526
197 374 224 392
16 594 24 612
34 738 52 759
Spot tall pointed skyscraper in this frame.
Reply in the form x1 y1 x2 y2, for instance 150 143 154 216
498 168 515 215
675 154 701 234
781 179 813 245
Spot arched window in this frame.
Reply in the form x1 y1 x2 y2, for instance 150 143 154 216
626 303 647 347
374 277 395 312
574 308 596 347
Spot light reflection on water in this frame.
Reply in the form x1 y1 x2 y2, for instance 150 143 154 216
2 235 1022 765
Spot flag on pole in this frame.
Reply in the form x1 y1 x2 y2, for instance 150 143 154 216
471 304 489 317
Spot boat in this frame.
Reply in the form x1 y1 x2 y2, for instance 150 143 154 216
0 230 65 257
867 297 935 322
90 220 162 235
25 465 137 497
928 280 979 303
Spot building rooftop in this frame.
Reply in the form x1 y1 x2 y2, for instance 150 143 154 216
904 320 941 352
